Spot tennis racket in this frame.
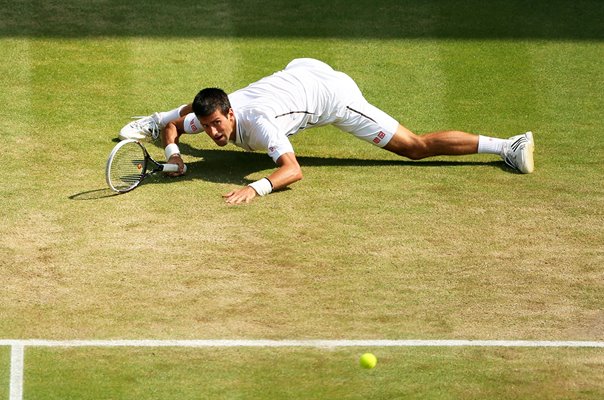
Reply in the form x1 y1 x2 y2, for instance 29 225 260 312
105 139 186 193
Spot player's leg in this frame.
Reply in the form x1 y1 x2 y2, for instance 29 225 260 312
327 68 534 172
157 104 192 127
119 104 192 141
383 125 534 173
336 100 534 173
383 125 479 160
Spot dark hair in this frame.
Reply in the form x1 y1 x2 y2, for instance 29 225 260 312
192 88 231 117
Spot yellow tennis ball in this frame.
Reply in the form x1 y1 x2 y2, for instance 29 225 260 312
359 353 377 369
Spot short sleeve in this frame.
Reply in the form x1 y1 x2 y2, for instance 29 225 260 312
183 113 202 134
244 113 294 163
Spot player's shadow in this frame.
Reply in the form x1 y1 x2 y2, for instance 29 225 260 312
69 142 506 199
175 144 505 187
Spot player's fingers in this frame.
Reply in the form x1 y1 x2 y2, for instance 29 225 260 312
227 194 244 204
226 193 248 205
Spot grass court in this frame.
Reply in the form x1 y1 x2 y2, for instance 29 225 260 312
1 0 603 398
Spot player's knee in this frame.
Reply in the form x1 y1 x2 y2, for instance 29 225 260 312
384 134 429 160
293 167 304 182
404 143 430 160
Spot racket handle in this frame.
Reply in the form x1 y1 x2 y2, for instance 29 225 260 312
163 163 187 173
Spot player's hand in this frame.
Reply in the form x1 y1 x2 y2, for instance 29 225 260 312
166 154 186 177
223 186 258 205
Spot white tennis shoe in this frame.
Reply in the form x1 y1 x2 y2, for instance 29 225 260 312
119 113 161 141
502 131 535 173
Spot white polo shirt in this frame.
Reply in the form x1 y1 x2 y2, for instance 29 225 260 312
184 58 399 162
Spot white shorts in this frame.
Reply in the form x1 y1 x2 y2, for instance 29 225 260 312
286 58 399 148
333 100 399 148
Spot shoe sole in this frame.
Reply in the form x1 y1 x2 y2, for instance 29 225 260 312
119 128 150 141
520 131 535 173
119 121 159 142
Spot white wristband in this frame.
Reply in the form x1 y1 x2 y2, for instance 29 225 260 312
248 178 273 197
165 143 181 160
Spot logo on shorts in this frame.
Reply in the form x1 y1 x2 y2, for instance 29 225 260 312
373 131 386 144
269 146 277 153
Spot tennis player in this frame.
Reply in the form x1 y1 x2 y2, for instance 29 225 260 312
120 58 535 205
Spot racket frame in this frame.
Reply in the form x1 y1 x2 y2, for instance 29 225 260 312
105 139 180 193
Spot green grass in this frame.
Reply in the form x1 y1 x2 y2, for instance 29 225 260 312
22 347 604 400
1 0 603 398
0 347 8 400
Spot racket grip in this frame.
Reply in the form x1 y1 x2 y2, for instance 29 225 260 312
163 163 187 173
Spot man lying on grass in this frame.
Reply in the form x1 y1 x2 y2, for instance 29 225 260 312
120 58 535 205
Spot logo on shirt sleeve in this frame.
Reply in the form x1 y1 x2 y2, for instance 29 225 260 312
189 119 199 133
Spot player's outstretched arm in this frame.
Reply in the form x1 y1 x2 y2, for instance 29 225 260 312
223 152 303 205
267 152 303 190
162 117 188 176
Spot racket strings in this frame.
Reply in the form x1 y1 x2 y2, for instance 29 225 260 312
109 143 146 191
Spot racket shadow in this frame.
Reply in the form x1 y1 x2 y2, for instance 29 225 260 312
69 188 120 200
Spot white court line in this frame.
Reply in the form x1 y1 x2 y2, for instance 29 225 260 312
2 339 604 348
9 345 24 400
3 340 602 400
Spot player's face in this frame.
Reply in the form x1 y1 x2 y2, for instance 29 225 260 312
199 108 235 147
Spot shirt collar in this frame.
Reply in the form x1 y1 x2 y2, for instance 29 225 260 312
230 111 241 145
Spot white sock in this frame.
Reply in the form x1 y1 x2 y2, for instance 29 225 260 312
477 135 507 156
157 104 186 128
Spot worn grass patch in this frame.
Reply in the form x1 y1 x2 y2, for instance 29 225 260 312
1 0 603 398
